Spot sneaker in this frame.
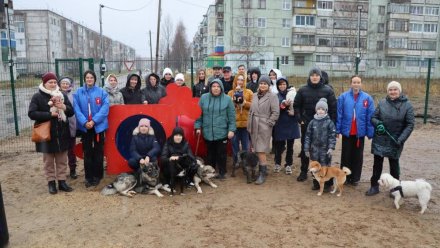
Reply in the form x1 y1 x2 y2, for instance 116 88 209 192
297 172 307 182
285 165 292 175
365 186 379 196
273 164 282 173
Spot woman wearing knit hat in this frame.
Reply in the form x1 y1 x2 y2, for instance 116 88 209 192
160 67 175 87
174 73 186 87
303 98 337 191
128 118 161 172
366 81 415 196
28 72 75 194
247 75 280 185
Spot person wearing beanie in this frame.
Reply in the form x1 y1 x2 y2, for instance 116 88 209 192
141 72 166 104
128 118 160 172
28 72 75 194
161 126 196 193
104 74 124 105
73 70 110 187
247 75 280 185
303 98 337 191
175 73 186 87
336 75 375 186
366 81 414 196
193 68 209 97
59 76 78 179
160 67 175 87
195 78 236 180
120 73 142 104
272 77 300 175
246 67 261 93
293 67 336 182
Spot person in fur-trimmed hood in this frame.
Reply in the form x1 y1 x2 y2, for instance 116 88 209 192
120 73 142 104
128 118 161 171
141 72 166 104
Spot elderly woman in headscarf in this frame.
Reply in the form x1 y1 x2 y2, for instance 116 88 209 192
104 74 124 105
365 81 415 196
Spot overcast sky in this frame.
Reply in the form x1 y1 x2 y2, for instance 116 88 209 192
14 0 212 57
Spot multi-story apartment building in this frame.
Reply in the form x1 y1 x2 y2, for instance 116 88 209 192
13 9 136 75
0 1 17 79
194 0 440 78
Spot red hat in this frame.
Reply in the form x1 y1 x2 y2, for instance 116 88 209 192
42 72 58 84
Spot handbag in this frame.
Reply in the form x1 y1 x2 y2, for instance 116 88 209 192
31 121 51 142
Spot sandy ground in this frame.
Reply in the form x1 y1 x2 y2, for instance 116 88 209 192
0 120 439 248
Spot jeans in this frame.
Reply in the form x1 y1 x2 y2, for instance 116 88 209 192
232 128 250 163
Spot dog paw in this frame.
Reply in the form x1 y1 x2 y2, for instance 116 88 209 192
211 184 218 188
317 192 322 196
197 190 202 194
337 193 341 197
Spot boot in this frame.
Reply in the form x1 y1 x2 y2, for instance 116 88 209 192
70 169 78 179
255 165 267 185
48 180 57 194
58 180 73 192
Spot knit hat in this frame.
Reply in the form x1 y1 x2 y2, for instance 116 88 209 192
315 98 328 112
163 68 173 77
42 72 58 84
258 75 271 85
175 73 185 81
309 67 322 77
387 81 402 93
58 76 73 87
138 118 151 128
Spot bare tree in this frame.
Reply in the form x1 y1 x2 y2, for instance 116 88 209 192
170 20 190 72
160 15 174 68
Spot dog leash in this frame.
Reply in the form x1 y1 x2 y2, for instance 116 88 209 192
195 132 201 156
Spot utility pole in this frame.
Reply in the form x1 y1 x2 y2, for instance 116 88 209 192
99 4 105 86
356 5 362 74
149 30 153 72
154 0 162 73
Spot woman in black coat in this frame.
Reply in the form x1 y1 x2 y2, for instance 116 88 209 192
141 73 166 104
366 81 415 196
28 72 74 194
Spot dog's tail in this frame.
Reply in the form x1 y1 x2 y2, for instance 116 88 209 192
416 179 432 192
100 184 118 196
342 167 351 175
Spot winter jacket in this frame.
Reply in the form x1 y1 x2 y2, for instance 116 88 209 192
207 74 222 85
246 67 261 93
28 84 74 153
227 73 253 128
293 78 337 126
160 140 195 163
221 76 234 95
129 126 161 162
248 91 280 153
120 74 142 104
195 79 236 141
64 90 77 137
304 115 336 165
104 75 124 106
73 84 109 134
273 77 300 141
371 95 415 159
336 89 375 138
160 77 175 87
141 73 167 104
192 80 209 97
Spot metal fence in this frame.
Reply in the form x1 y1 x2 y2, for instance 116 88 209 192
0 57 438 154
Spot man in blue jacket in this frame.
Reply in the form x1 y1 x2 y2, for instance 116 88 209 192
74 70 110 187
336 75 375 186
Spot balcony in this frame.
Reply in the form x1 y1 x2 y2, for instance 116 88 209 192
386 48 407 56
293 7 317 15
292 45 316 53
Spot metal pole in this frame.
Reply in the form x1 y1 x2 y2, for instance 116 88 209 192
79 58 84 87
356 5 362 74
149 30 153 72
155 0 162 73
99 4 105 86
190 57 194 89
5 1 19 136
423 58 431 124
276 57 280 69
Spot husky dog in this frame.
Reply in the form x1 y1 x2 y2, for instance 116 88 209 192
101 173 137 197
193 158 217 194
135 161 170 197
234 151 259 184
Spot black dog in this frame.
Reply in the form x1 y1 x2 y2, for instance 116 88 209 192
234 151 259 183
161 154 198 195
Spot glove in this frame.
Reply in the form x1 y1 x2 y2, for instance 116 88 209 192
327 149 334 156
304 151 310 158
376 123 385 135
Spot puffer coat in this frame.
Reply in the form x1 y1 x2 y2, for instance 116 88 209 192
141 73 166 104
371 95 414 159
273 77 300 141
304 115 336 165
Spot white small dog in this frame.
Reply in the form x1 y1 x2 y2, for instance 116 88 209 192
378 173 432 214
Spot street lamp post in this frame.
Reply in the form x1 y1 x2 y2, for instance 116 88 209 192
356 5 363 74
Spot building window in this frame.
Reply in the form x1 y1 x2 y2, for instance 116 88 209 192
260 59 265 65
240 36 251 46
316 55 331 63
389 4 410 14
256 37 266 46
281 56 289 65
282 18 291 28
410 23 423 32
320 18 328 28
16 22 25 33
317 1 333 10
388 59 398 68
257 18 266 28
317 37 331 46
281 37 290 47
379 6 386 15
294 55 305 66
282 0 291 10
378 23 385 33
258 0 266 9
406 57 420 67
242 18 253 27
241 0 251 9
422 41 437 50
337 55 351 63
408 40 421 50
294 1 306 8
410 6 424 15
216 37 224 46
333 37 350 47
388 38 407 49
389 19 408 32
377 41 384 51
293 34 315 45
424 23 438 33
424 7 439 16
295 15 315 26
377 59 383 67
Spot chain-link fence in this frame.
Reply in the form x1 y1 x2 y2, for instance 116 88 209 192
1 57 438 155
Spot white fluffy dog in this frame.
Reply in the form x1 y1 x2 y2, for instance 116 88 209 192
378 173 432 214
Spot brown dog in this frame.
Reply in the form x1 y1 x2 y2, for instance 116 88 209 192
308 161 351 197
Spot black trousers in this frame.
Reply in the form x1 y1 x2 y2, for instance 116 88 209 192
274 139 294 166
370 155 400 187
82 129 105 183
299 123 309 173
206 138 228 176
340 135 365 183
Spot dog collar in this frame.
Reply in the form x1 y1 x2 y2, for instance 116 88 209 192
390 183 404 198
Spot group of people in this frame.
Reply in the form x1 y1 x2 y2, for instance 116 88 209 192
28 64 415 196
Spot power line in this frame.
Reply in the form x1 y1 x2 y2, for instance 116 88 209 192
102 0 154 12
174 0 208 9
